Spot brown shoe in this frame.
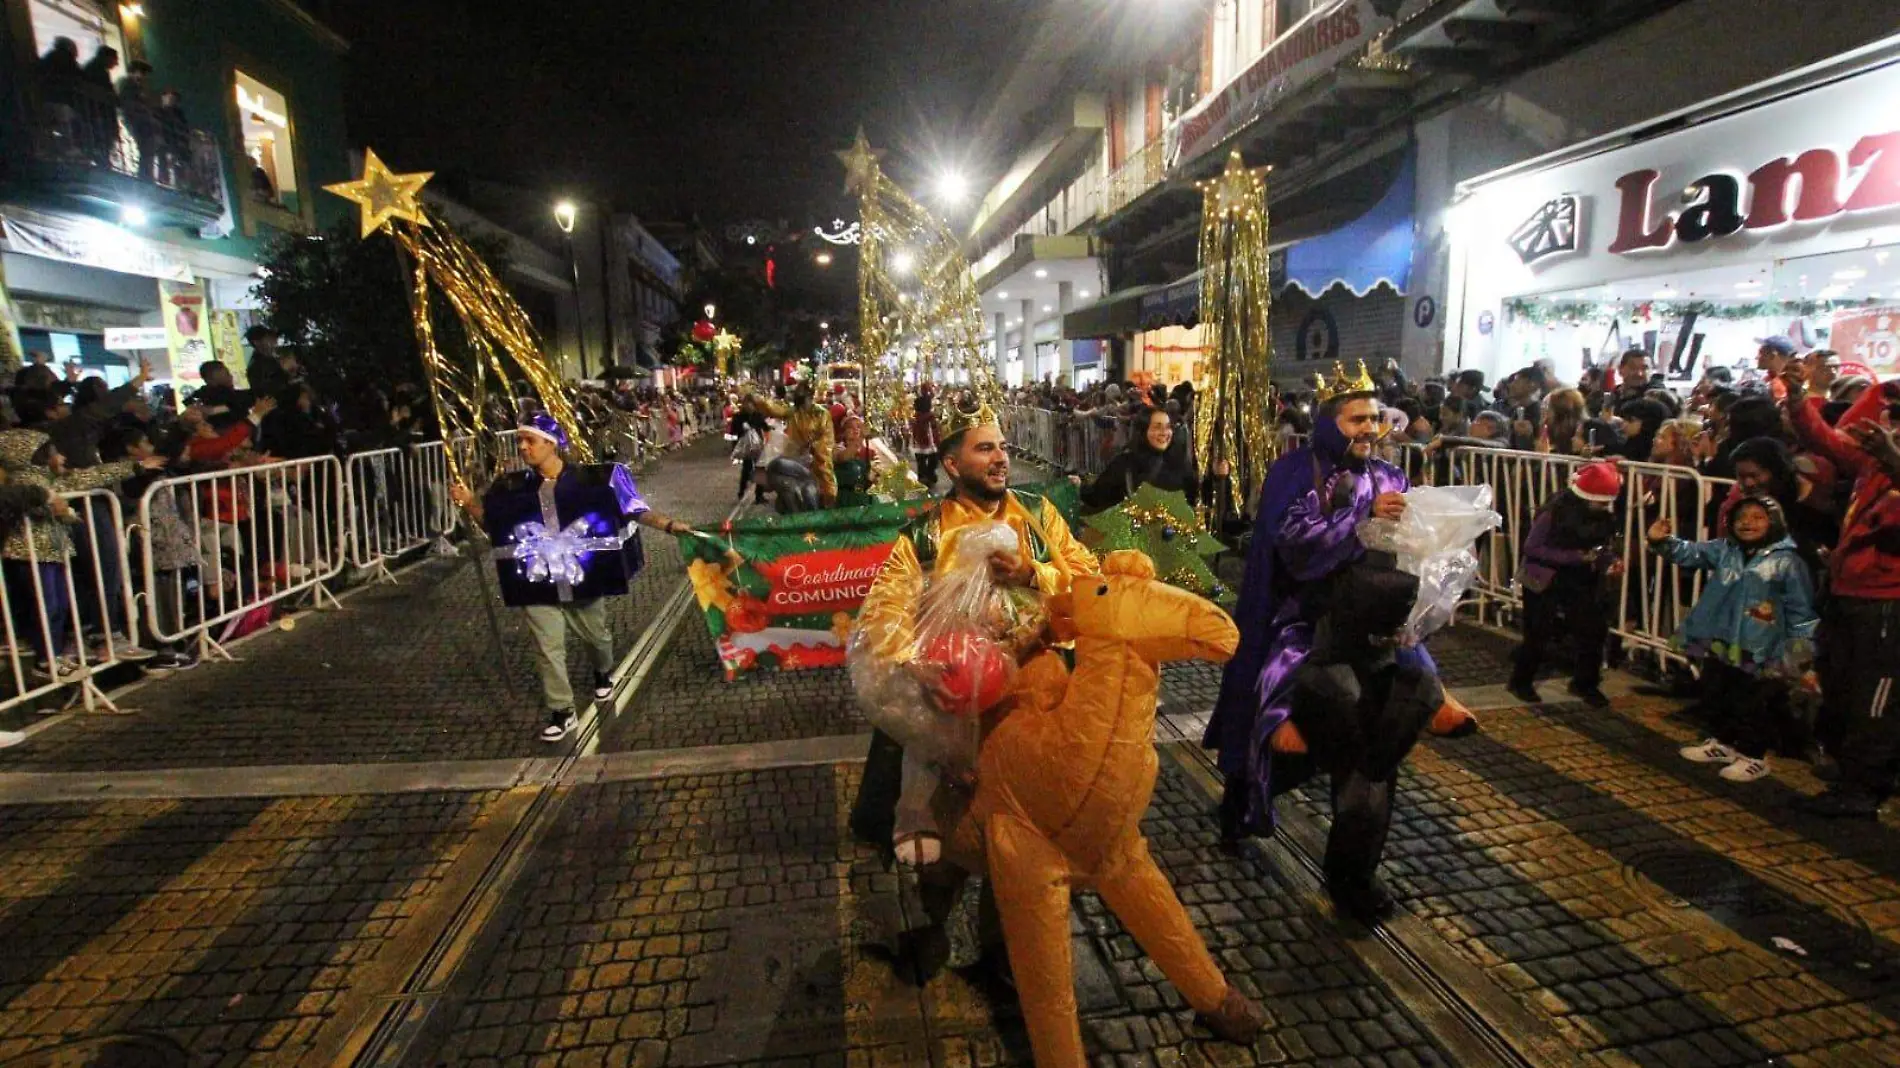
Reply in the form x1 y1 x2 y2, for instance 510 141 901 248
1198 982 1267 1045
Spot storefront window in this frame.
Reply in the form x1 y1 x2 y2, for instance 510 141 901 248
233 70 298 215
25 0 124 63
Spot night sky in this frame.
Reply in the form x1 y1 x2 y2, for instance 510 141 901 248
313 0 1039 227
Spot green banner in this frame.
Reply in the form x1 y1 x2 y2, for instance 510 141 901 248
680 481 1081 680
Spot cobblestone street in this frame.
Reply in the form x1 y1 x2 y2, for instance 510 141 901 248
1 438 1897 1067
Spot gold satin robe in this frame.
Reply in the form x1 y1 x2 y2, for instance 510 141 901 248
757 398 838 505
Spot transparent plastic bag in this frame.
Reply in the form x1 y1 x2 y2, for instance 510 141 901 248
1358 484 1501 643
847 521 1028 775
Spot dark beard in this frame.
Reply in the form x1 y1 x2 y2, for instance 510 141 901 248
954 468 1006 504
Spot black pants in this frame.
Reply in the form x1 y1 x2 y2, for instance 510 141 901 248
1324 767 1397 894
737 455 765 501
915 451 939 489
1820 597 1900 794
1511 572 1608 691
1699 658 1787 760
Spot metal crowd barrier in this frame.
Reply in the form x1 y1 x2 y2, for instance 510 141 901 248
0 490 142 715
1447 446 1733 666
347 441 457 578
137 455 348 658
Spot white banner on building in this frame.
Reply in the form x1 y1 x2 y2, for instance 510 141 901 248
0 208 194 282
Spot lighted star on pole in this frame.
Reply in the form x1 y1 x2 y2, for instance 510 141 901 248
836 128 883 196
1198 151 1268 217
324 148 433 239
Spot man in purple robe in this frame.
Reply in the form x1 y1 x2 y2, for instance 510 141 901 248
1205 389 1438 920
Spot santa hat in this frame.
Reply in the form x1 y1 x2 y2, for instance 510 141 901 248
1568 461 1622 503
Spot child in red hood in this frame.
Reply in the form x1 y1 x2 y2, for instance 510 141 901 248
1783 370 1900 819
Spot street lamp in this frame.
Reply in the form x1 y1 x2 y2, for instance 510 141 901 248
814 251 833 266
935 169 969 207
553 200 588 378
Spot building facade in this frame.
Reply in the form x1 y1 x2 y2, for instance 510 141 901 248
972 0 1900 393
0 0 351 388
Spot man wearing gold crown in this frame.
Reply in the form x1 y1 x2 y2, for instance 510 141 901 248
1206 360 1473 922
750 378 837 510
849 399 1097 871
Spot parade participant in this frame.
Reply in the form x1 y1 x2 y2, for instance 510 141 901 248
849 400 1097 865
754 379 837 510
833 414 873 507
452 413 698 742
1204 363 1454 919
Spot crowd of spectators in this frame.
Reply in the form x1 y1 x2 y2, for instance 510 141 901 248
1007 340 1898 817
0 329 727 711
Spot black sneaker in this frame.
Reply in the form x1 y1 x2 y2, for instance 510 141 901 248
1567 682 1611 708
593 671 614 701
1505 681 1542 705
539 708 576 743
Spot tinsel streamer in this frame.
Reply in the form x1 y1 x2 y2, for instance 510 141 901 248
840 133 999 444
390 210 593 490
1192 152 1277 524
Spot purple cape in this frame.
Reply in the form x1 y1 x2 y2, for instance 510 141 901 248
1203 416 1434 833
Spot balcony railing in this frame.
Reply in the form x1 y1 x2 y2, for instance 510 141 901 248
971 155 1106 280
8 79 227 223
1103 139 1166 218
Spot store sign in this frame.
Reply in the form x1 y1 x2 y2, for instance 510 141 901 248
160 280 212 386
1607 133 1900 256
1455 61 1900 297
1832 305 1900 376
104 328 169 350
11 298 140 333
1168 0 1427 171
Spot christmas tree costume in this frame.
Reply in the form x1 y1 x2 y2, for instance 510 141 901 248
973 551 1264 1066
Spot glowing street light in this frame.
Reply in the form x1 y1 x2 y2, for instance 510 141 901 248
936 169 969 206
819 320 831 331
814 251 833 266
552 200 586 376
891 249 916 275
120 204 148 227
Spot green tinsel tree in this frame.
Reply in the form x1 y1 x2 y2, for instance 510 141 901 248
1082 485 1229 603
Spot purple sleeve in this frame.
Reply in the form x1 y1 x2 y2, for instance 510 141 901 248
610 465 650 519
1523 510 1597 568
1277 486 1366 583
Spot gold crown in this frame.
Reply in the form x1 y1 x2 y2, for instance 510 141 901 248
936 401 999 442
1315 360 1377 404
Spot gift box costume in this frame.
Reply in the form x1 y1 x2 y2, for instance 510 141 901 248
482 415 649 717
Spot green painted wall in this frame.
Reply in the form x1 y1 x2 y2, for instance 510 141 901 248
135 0 351 262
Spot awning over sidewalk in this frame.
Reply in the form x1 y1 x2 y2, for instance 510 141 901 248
1067 144 1415 338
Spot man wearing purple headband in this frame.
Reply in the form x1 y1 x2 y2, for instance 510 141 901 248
453 413 699 742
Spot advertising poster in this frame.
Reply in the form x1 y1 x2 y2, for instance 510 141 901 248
160 280 212 390
0 256 22 371
1831 305 1900 377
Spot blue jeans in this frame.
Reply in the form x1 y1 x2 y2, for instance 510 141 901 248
4 560 72 663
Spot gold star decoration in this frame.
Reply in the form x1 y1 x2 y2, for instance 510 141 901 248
836 127 883 196
324 147 433 239
1198 151 1268 217
802 531 822 546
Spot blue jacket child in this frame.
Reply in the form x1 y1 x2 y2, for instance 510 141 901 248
1649 493 1818 677
1648 493 1819 783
